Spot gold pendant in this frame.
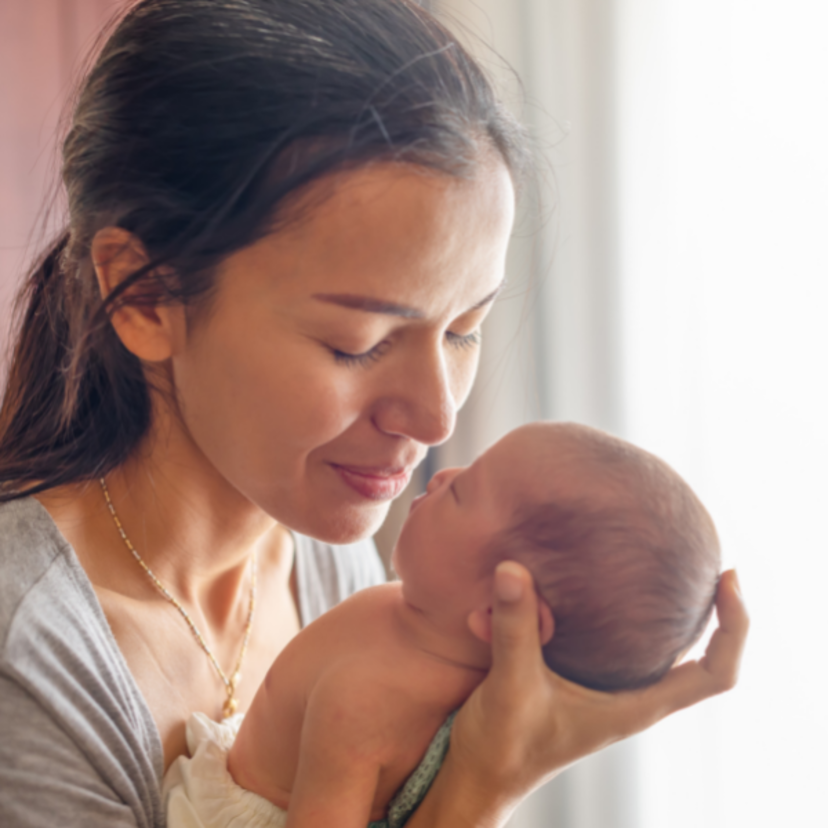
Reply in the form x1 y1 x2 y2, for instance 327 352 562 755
223 695 239 718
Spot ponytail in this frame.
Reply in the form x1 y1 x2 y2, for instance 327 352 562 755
0 231 150 500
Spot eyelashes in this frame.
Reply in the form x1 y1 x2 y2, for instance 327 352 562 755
446 329 482 351
332 340 391 368
333 329 482 368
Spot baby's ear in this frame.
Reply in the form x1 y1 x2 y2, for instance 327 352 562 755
467 606 493 643
468 601 554 646
538 598 555 646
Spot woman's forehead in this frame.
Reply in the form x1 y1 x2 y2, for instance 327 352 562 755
220 161 515 317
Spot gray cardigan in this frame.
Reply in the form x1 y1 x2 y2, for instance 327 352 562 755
0 497 385 828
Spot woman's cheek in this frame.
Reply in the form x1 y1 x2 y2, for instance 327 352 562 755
279 358 368 441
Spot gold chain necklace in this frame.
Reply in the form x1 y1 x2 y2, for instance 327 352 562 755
100 478 257 719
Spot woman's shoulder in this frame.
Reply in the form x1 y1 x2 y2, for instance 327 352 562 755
0 497 164 828
0 496 158 729
292 532 387 627
0 497 112 653
0 497 76 624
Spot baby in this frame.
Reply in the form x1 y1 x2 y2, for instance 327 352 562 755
165 422 720 828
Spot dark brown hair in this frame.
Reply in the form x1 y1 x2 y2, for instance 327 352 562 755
492 424 720 691
0 0 528 501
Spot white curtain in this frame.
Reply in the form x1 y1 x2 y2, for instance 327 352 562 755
618 1 828 826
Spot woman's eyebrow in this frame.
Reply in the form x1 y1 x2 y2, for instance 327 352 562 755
468 281 506 311
312 281 506 319
312 293 424 318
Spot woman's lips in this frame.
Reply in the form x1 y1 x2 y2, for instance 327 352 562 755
332 465 413 501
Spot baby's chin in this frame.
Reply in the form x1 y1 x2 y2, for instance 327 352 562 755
388 522 417 574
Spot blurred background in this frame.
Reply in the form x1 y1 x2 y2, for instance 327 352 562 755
1 1 826 826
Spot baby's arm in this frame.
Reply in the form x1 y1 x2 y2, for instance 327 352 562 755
285 670 389 828
167 664 391 828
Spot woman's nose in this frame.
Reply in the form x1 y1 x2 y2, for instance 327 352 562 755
373 344 457 445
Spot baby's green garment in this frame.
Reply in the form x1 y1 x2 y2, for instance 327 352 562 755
368 710 456 828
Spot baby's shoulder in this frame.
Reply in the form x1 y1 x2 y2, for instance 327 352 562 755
300 581 402 650
307 580 400 622
337 580 403 613
301 583 459 726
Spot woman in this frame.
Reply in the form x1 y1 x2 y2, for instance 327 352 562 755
0 1 748 826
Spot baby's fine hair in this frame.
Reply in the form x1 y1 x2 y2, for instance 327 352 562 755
493 423 721 691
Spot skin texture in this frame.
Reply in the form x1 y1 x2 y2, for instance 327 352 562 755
34 156 749 826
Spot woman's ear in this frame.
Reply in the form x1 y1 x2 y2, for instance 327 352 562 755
91 226 185 362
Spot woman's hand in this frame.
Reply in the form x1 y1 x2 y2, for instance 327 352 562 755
407 563 748 828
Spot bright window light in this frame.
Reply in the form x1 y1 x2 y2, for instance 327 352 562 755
618 1 828 825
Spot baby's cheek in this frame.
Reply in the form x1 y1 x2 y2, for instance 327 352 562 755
392 518 431 582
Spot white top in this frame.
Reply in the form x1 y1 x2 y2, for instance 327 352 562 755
0 497 385 828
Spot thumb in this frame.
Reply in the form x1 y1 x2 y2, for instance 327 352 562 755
489 561 543 685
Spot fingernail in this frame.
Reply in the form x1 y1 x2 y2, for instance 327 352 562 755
731 569 742 595
495 561 524 602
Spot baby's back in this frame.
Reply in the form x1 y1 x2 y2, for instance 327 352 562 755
229 582 481 822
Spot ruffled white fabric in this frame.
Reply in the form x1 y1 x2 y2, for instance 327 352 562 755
163 712 288 828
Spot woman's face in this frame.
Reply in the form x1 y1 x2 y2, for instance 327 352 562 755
171 159 515 543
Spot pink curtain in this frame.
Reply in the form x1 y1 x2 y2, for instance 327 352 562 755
0 0 126 353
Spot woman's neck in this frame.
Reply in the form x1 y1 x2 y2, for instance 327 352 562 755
36 399 289 624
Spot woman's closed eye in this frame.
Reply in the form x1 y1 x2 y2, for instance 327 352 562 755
332 339 392 368
446 329 481 351
332 329 482 368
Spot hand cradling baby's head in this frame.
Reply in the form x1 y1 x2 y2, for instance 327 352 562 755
490 422 721 691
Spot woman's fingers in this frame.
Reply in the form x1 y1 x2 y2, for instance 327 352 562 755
452 561 555 792
700 569 749 684
450 565 749 798
626 568 750 725
487 562 544 690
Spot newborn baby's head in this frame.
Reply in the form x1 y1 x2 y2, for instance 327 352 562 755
392 422 720 691
494 422 720 690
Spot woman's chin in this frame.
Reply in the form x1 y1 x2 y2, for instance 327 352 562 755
287 500 392 546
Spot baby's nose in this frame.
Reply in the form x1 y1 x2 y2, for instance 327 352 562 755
425 474 443 495
426 467 460 495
